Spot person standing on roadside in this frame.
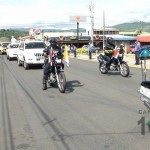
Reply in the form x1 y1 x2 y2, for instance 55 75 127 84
134 41 141 65
72 44 76 57
11 36 16 44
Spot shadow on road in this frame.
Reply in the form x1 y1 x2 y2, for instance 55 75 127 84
65 80 84 93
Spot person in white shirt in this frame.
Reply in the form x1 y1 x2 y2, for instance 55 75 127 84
11 36 16 44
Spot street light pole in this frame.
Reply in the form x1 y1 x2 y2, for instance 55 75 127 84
103 11 105 50
77 21 79 47
89 0 94 46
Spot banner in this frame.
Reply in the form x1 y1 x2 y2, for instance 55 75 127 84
63 45 69 67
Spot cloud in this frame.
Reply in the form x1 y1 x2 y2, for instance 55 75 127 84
0 0 150 29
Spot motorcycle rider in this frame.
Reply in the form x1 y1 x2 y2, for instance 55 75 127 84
42 38 63 90
103 37 115 65
119 43 125 54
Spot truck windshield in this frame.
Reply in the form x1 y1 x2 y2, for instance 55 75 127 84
25 42 46 49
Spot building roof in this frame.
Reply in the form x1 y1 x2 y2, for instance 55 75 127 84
137 35 150 42
94 27 119 31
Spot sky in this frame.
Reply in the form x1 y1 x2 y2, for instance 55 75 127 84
0 0 150 29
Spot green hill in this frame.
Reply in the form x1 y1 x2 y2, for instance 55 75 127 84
112 21 150 33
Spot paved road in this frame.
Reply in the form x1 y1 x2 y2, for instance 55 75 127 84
0 55 150 150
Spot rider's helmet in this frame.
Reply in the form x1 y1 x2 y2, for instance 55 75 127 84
49 37 57 45
106 37 115 49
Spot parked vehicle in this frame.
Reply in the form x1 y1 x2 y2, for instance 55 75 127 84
82 45 100 53
17 40 46 69
43 50 66 93
0 42 11 54
6 43 20 60
127 45 135 54
97 48 130 77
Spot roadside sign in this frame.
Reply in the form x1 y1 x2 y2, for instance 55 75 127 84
34 28 41 35
70 16 87 22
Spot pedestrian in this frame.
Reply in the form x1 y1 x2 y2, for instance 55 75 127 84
72 45 76 57
134 41 141 65
11 36 16 44
88 43 92 59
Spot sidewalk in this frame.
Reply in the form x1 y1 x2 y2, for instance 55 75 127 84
69 53 150 69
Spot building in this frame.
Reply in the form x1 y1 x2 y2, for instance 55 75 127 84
137 35 150 46
92 27 136 51
94 27 119 35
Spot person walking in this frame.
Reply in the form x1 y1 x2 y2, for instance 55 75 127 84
72 45 76 57
134 41 141 65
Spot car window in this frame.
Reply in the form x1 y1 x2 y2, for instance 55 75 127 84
25 42 46 49
142 45 150 51
2 43 10 48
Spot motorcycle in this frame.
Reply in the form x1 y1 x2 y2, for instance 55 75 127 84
97 48 130 77
43 50 66 93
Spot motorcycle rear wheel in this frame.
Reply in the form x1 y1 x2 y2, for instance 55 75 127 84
120 62 130 77
57 72 66 93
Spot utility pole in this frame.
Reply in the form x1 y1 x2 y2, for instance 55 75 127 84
89 0 94 46
103 11 105 50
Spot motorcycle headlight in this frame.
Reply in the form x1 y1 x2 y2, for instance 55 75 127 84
119 54 123 57
55 59 62 64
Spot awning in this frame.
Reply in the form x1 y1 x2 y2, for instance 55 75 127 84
105 35 137 41
137 35 150 42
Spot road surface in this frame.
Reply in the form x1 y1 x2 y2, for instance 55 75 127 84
0 55 150 150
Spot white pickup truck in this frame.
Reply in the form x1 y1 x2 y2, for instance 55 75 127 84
17 40 46 69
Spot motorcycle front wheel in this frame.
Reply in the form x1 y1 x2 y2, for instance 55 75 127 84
120 62 130 77
57 72 66 93
99 63 108 74
42 75 47 90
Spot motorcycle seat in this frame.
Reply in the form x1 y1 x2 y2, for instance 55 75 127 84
141 81 150 89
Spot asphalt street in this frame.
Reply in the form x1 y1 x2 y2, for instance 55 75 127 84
0 55 150 150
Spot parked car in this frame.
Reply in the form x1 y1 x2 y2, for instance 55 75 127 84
127 45 135 54
6 43 20 60
0 42 11 54
141 45 150 51
82 45 100 53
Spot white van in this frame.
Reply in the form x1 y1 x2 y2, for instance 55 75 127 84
17 40 46 69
